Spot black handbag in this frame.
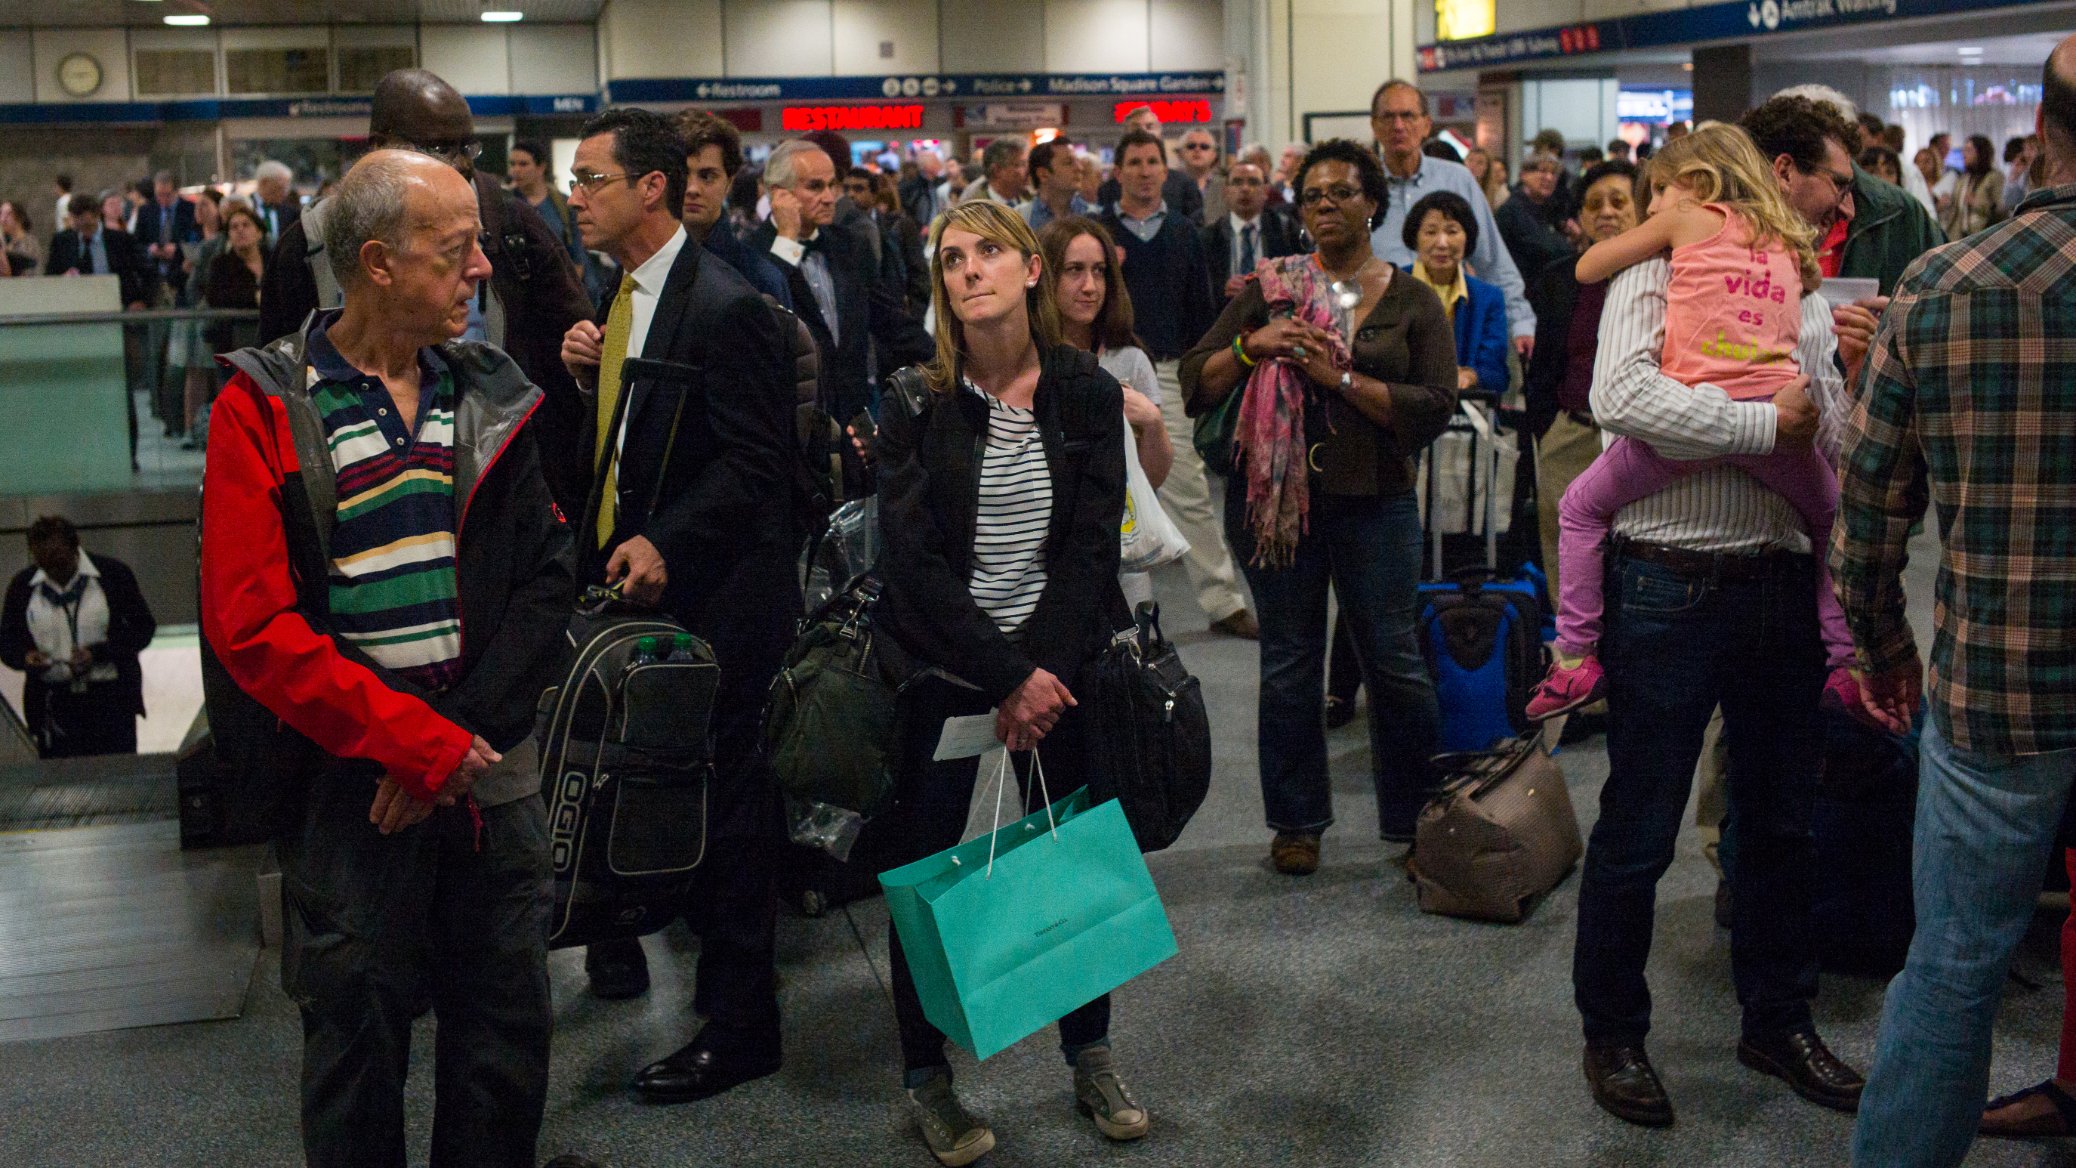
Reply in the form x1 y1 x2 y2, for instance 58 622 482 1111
1080 604 1212 852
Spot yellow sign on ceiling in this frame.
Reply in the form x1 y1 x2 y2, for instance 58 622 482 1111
1437 0 1496 41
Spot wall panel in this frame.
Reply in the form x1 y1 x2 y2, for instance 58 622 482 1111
940 0 1045 72
726 0 834 77
31 29 132 103
1150 0 1223 70
420 24 511 95
0 32 36 104
832 0 938 76
600 0 724 80
508 24 598 93
1045 0 1149 74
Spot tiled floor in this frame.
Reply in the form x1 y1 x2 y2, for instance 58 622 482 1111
1 528 2065 1168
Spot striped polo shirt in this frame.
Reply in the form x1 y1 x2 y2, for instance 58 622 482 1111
305 314 464 691
966 384 1053 638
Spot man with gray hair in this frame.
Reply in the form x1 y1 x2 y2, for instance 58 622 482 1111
251 158 299 243
200 148 574 1166
753 137 932 425
962 136 1031 206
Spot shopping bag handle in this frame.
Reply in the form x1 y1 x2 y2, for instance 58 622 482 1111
980 746 1058 878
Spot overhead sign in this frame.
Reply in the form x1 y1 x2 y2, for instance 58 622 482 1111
0 92 596 124
968 102 1066 129
1418 0 2036 71
781 103 925 132
611 72 1225 105
1113 98 1213 124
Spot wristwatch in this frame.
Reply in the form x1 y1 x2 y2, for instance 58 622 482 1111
1339 370 1353 395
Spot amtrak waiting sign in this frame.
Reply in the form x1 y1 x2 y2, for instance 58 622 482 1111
609 71 1225 105
1418 0 2032 71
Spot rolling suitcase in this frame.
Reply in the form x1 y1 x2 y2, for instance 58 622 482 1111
1417 395 1547 753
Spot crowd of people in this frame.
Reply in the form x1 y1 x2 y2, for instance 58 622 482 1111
2 32 2071 1168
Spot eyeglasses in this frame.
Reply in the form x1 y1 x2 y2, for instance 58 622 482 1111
1801 162 1854 196
1373 111 1424 124
409 139 483 166
1299 184 1363 207
567 171 635 195
1181 142 1215 151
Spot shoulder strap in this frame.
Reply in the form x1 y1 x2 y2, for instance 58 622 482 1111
884 365 934 420
298 197 343 312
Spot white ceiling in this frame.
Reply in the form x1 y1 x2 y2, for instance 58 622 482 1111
0 0 604 26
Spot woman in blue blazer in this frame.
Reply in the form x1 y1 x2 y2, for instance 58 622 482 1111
1402 190 1511 396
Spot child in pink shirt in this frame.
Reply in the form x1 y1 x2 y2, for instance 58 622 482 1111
1526 121 1859 721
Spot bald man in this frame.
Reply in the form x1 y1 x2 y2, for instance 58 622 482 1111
203 149 574 1168
261 68 594 518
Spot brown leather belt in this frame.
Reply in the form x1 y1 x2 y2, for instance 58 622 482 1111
1610 538 1806 582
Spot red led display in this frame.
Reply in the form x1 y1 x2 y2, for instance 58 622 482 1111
781 104 926 132
1112 98 1213 125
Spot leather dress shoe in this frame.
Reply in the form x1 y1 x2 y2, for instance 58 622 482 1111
1210 609 1260 639
584 937 650 1000
1738 1029 1865 1113
633 1028 783 1104
1584 1043 1674 1127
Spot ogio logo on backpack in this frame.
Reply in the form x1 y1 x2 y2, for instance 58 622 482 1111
549 768 587 868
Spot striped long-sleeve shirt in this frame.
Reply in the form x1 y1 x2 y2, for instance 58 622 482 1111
1832 184 2076 757
1587 257 1847 554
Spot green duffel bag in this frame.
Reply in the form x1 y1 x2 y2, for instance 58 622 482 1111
1192 378 1244 473
764 574 916 858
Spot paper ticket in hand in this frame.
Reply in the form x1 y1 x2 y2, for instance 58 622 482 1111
933 712 1002 761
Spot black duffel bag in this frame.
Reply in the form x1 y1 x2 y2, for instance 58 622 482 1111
1080 604 1211 852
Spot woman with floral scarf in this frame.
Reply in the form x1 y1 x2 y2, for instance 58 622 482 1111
1180 139 1459 876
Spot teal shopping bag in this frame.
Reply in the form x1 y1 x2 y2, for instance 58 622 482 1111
878 753 1180 1059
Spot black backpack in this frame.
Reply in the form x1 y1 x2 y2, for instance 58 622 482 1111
1079 604 1212 853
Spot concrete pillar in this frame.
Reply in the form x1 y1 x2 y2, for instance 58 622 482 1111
1692 43 1753 127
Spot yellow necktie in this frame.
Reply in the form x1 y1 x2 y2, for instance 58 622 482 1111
595 273 636 549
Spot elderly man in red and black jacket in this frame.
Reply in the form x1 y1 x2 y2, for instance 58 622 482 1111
201 149 573 1168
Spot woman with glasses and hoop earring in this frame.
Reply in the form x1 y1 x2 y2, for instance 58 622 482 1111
1182 139 1458 877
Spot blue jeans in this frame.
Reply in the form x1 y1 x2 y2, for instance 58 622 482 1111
1572 550 1825 1045
1851 721 2076 1167
1225 488 1438 839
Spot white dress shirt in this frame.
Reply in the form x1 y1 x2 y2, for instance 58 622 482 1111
24 553 117 685
1588 257 1846 555
606 224 688 460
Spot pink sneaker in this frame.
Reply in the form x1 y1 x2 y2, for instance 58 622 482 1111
1527 655 1606 722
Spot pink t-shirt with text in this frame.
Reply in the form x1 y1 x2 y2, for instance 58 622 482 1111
1660 204 1803 402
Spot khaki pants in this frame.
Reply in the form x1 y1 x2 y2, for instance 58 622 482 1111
1534 411 1602 604
1154 360 1247 623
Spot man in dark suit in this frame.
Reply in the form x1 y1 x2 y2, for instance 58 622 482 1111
261 69 593 518
47 195 148 305
130 171 202 436
558 107 799 1105
251 159 301 244
1203 157 1307 306
0 516 155 758
673 108 793 310
749 138 933 427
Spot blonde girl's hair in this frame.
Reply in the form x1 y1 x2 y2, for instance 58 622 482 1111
922 200 1061 395
1647 120 1821 290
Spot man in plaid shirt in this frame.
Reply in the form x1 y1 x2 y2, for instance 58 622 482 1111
1845 37 2076 1168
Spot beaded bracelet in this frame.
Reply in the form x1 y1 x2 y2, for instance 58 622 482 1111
1232 333 1256 368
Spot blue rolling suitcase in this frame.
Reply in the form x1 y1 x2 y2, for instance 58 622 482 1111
1419 397 1546 753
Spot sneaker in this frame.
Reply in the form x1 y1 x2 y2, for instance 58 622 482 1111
1074 1047 1149 1141
1269 831 1320 875
1527 654 1606 722
907 1074 995 1166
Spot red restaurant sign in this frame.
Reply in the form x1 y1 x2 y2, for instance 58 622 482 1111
781 103 926 132
1112 98 1213 124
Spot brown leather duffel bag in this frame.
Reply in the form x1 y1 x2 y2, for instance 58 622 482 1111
1410 732 1582 923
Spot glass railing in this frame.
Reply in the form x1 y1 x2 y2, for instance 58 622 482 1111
0 292 261 493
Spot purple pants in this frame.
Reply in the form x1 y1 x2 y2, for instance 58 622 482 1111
1554 436 1854 668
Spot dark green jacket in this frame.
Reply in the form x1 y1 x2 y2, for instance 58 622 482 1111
1840 166 1946 295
